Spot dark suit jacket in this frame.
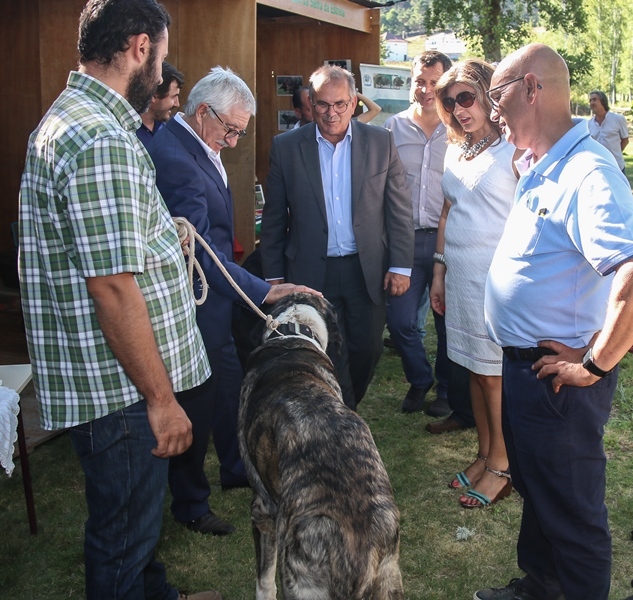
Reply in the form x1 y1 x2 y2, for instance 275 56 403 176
260 120 413 305
148 117 270 352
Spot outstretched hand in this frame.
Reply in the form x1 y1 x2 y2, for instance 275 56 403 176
264 283 322 304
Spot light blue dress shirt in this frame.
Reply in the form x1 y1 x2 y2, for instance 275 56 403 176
316 124 356 257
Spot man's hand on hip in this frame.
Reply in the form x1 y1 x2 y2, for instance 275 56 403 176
532 340 598 393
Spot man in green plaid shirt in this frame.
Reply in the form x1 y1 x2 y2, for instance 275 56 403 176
18 1 219 599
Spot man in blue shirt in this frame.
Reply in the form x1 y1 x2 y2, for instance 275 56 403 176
260 65 413 410
137 61 183 147
476 44 633 600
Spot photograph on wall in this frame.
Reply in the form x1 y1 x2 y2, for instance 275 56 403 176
324 59 352 71
278 110 299 131
276 75 303 96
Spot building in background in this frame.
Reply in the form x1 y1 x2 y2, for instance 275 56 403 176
425 32 466 60
382 32 408 62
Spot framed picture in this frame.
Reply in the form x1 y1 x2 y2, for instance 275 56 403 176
324 59 352 71
278 110 299 131
276 75 303 96
255 184 265 208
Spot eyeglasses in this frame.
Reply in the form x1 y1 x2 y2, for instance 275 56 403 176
207 105 247 139
312 99 352 115
486 76 542 108
441 91 477 113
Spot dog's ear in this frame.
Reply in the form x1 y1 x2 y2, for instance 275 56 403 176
323 298 343 359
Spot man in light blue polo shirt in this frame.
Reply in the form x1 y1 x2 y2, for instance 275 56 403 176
476 44 633 600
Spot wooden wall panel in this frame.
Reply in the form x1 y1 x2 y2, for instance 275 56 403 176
255 10 380 198
2 1 41 257
2 1 380 264
176 0 258 258
39 0 85 113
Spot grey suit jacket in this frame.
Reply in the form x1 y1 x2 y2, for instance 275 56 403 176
260 120 413 305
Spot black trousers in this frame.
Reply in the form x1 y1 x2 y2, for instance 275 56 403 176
322 254 385 410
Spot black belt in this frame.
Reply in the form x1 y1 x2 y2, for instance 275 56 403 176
417 227 438 233
502 347 557 361
327 253 359 260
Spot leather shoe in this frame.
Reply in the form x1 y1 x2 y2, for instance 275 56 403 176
425 394 451 417
425 415 469 434
401 384 431 413
178 591 223 600
183 511 235 535
221 479 251 491
474 578 563 600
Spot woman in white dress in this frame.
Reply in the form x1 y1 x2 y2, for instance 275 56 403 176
430 59 520 508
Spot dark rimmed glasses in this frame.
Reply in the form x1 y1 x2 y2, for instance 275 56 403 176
486 76 542 108
441 91 477 113
207 105 247 139
312 99 352 115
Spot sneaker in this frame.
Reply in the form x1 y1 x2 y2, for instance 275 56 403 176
473 578 562 600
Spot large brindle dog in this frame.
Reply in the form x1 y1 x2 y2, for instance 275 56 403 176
238 292 404 600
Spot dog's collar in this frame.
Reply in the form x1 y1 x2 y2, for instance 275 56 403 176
268 322 315 341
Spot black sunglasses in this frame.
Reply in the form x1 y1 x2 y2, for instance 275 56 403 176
441 91 477 113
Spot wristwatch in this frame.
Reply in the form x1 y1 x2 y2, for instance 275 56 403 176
582 347 613 378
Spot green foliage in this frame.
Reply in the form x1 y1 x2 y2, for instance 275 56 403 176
419 0 586 61
381 0 633 113
558 48 594 86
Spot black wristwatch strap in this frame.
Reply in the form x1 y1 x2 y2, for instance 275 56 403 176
582 347 612 378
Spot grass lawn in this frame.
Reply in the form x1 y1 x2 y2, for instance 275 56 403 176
1 333 633 599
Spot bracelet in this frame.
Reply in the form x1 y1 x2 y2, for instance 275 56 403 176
433 252 446 265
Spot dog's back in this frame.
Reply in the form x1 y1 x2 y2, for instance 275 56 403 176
240 334 403 600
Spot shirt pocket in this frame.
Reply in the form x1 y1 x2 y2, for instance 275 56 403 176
503 197 549 257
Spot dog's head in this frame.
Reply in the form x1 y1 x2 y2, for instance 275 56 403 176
262 292 341 355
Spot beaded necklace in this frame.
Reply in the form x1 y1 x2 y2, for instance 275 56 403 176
460 133 491 160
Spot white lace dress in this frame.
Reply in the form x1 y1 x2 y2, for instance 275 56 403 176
442 137 517 375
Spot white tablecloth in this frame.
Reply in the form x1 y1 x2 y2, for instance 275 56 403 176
0 383 20 476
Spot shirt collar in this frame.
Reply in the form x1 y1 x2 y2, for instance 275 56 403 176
518 119 590 179
68 71 142 131
315 120 353 146
174 112 221 161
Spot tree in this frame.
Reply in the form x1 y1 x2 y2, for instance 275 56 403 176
422 0 587 62
586 0 630 102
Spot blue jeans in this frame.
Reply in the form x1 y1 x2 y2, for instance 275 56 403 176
387 229 449 394
70 401 178 600
502 357 616 600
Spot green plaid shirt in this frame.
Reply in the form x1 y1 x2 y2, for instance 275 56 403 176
19 71 210 430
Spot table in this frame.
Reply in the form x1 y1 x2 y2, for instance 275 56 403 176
0 364 37 534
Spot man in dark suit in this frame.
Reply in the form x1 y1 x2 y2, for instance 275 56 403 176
260 65 414 410
149 66 316 535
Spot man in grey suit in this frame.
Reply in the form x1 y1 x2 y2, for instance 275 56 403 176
260 65 414 410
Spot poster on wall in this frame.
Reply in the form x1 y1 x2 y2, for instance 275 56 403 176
324 59 352 71
278 110 299 131
276 76 303 96
359 63 411 124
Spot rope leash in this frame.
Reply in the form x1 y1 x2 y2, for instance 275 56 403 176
172 217 279 332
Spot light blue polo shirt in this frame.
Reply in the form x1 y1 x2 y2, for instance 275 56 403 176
485 119 633 348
